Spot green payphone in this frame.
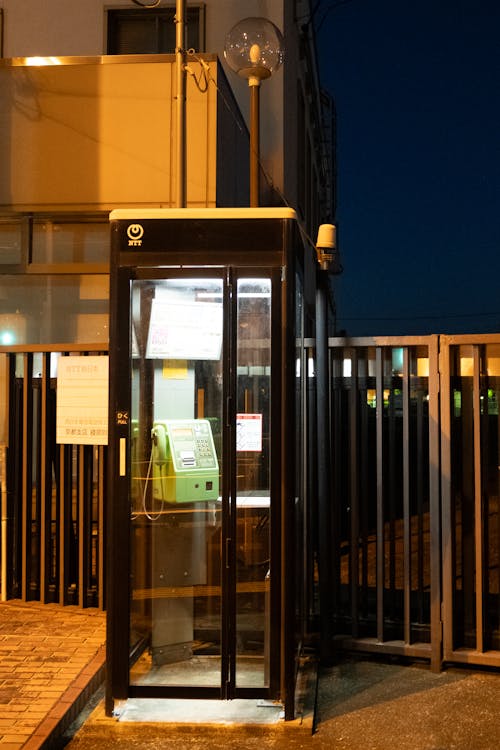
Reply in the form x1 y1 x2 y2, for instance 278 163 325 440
151 418 219 504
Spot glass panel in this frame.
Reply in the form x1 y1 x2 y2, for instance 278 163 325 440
108 8 202 55
31 221 109 264
0 217 23 263
235 278 271 688
129 277 223 688
0 275 109 345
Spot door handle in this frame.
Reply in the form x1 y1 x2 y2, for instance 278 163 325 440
119 437 126 476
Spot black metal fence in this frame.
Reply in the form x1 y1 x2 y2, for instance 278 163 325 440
1 336 500 672
1 346 107 609
328 334 500 670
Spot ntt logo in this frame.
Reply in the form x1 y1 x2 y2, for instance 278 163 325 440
127 224 144 247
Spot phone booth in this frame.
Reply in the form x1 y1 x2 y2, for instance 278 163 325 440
106 208 317 720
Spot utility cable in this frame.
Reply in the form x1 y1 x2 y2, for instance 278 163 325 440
140 447 165 521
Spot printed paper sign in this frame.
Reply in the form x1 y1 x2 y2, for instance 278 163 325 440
236 413 262 452
56 356 109 445
146 300 222 360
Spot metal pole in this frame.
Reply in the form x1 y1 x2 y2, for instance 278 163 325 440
175 0 186 207
249 80 260 207
316 271 334 663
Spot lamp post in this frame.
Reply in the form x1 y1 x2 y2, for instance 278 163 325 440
224 17 284 207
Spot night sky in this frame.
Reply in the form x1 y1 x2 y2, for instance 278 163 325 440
315 0 500 336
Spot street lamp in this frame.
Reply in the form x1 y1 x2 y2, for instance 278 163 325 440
224 17 284 207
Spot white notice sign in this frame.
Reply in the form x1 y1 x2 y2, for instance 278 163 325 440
56 356 109 445
146 300 222 360
236 413 262 452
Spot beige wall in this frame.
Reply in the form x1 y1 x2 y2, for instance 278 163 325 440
0 56 218 210
0 1 287 198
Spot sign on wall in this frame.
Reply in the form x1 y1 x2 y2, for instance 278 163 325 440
236 413 263 452
56 356 109 445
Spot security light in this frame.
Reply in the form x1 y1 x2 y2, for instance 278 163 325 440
316 224 342 274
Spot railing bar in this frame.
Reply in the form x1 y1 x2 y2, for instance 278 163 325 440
388 369 396 617
40 353 49 603
6 355 17 599
78 444 85 607
403 347 411 644
331 349 343 617
98 445 105 610
1 356 11 601
349 349 359 637
416 388 425 622
428 336 442 671
473 346 484 653
58 444 66 603
307 346 316 624
360 371 369 612
21 353 33 601
58 352 71 605
376 347 384 641
460 361 475 645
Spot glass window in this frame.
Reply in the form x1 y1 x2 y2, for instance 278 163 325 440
107 7 204 55
0 275 109 345
0 217 25 264
32 220 109 264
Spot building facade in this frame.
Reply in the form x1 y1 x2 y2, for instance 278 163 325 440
0 0 335 233
0 1 335 352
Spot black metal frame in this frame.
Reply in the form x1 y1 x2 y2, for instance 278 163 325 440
106 212 304 718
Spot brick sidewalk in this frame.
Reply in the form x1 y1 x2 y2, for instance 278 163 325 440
0 600 106 750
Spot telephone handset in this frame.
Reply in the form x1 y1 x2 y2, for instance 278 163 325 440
151 423 168 465
150 419 219 504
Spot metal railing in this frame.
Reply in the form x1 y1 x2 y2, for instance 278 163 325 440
440 335 500 667
1 346 107 609
1 334 500 673
328 334 500 670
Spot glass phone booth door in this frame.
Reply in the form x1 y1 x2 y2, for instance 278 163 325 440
125 270 276 699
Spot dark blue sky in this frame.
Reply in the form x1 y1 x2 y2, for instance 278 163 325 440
316 0 500 336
